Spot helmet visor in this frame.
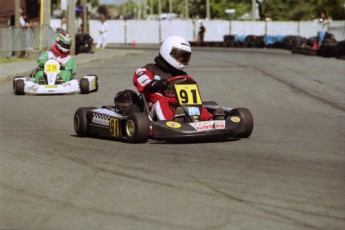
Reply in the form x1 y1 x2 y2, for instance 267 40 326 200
170 47 191 65
58 40 71 49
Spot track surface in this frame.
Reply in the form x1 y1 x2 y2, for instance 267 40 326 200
1 48 345 229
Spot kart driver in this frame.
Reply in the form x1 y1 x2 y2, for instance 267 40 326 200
133 35 222 121
34 33 76 84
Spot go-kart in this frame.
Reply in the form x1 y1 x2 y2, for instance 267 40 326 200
13 59 98 95
73 75 254 143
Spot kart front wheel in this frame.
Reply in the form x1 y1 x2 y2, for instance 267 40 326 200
230 108 254 138
80 78 89 94
14 79 25 95
125 112 150 143
93 75 99 92
74 107 96 136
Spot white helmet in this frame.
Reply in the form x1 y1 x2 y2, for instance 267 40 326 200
159 35 191 71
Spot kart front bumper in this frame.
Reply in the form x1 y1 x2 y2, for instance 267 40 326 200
152 117 245 142
23 79 80 94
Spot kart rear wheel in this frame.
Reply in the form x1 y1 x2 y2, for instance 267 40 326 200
80 78 89 94
14 79 25 95
13 76 23 91
74 107 96 136
230 108 254 138
125 112 150 143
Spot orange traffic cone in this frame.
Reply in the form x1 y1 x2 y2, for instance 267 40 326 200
312 42 318 50
132 40 136 48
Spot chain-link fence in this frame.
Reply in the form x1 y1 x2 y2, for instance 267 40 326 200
0 25 58 58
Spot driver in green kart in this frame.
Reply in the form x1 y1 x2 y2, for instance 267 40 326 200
34 33 77 84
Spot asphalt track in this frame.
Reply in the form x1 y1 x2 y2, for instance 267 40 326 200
1 48 345 229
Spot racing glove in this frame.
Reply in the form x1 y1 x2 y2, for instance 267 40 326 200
147 79 168 93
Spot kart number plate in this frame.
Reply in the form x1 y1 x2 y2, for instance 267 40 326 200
44 85 58 88
45 64 59 73
175 84 202 106
109 118 120 137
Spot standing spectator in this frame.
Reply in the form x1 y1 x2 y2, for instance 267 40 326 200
19 11 32 58
197 22 206 46
96 14 108 49
318 12 330 30
7 14 15 58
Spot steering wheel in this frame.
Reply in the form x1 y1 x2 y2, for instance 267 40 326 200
164 75 196 98
167 75 195 84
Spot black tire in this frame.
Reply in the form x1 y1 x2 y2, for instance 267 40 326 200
86 74 99 92
14 79 25 95
73 107 97 137
94 75 99 92
13 76 24 91
125 112 150 143
124 104 141 115
229 108 254 138
80 78 89 94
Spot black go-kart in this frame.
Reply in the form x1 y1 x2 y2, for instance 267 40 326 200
73 75 253 143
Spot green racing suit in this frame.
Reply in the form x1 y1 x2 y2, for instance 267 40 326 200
34 50 77 83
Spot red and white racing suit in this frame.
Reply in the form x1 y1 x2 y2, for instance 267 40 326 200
133 63 213 121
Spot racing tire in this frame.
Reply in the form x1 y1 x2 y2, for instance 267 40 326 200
14 79 25 95
13 76 23 91
85 74 99 92
125 112 150 143
229 108 254 138
124 104 141 115
73 107 97 137
80 78 89 94
93 75 99 92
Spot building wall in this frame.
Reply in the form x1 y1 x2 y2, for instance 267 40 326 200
0 0 41 26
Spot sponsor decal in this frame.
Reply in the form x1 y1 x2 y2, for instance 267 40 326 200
63 82 72 87
181 42 190 47
188 107 200 115
190 120 225 131
44 85 58 88
230 117 240 123
29 84 39 91
92 113 110 126
193 115 199 120
166 121 181 128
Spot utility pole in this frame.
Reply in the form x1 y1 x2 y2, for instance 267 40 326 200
67 0 76 55
81 0 88 34
158 0 162 15
43 0 51 26
169 0 172 14
39 0 50 51
15 0 20 27
252 0 256 21
150 0 153 15
206 0 210 19
143 0 147 18
185 0 189 19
